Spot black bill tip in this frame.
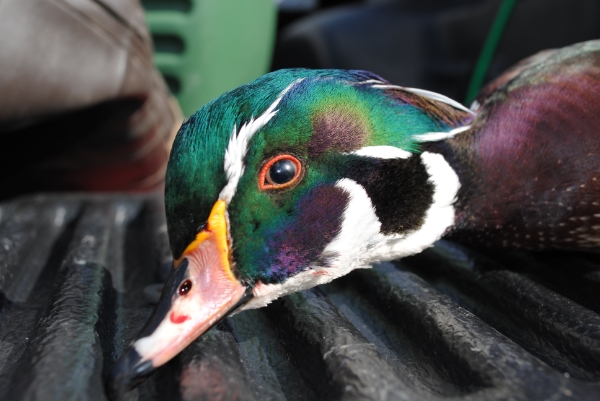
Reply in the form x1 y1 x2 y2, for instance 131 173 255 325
106 348 153 400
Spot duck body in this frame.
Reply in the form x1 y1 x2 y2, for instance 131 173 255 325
110 40 600 392
437 40 600 249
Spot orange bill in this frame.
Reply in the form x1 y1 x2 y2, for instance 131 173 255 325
109 200 251 394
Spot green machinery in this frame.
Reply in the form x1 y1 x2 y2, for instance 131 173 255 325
143 0 277 117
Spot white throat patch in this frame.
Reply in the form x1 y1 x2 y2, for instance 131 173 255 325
364 151 460 262
242 151 460 310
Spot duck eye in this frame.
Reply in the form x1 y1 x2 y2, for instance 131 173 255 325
259 154 302 190
178 280 192 296
268 159 296 184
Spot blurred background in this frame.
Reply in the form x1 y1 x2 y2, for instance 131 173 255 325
1 0 599 200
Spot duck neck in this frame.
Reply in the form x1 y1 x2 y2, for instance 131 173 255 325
421 137 518 247
421 140 477 230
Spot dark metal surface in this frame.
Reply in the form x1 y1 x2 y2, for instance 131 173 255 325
0 194 599 400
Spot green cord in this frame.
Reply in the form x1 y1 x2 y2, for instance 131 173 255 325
464 0 518 105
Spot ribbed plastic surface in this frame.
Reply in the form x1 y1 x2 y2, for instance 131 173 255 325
0 194 599 401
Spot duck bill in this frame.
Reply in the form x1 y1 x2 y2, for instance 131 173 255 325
109 200 250 392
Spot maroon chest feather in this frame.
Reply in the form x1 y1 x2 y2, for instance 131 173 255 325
438 49 600 250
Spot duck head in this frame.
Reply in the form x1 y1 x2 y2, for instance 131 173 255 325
110 69 473 390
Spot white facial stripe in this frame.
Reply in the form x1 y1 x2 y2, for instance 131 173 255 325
350 146 412 159
371 84 475 115
360 79 386 85
219 79 304 204
412 125 472 143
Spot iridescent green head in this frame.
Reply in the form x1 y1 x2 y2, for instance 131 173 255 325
165 69 470 287
112 69 471 389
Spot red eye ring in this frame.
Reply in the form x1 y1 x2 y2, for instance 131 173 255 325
259 154 302 190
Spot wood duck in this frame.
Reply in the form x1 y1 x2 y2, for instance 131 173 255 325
110 40 600 392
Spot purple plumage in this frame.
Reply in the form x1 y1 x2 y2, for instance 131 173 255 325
266 184 348 281
435 41 600 249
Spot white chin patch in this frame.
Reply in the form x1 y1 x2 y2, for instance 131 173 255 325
241 151 460 310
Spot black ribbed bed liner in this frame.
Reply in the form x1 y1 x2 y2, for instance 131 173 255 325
0 194 598 401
